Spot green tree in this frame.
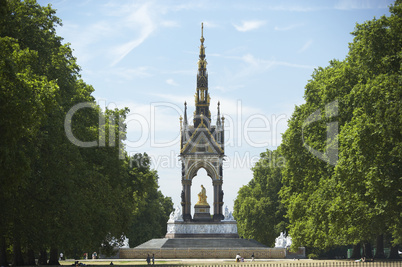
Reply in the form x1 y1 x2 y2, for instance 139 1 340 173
0 0 139 264
280 0 402 257
126 153 173 248
234 149 287 246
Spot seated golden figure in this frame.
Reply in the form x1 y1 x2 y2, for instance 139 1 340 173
196 184 209 205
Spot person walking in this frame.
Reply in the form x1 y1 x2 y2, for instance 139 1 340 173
146 254 150 265
251 252 255 261
152 254 155 265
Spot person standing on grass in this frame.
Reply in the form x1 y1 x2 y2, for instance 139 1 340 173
152 254 155 265
146 254 150 265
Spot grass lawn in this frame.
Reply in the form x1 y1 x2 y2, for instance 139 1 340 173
58 259 401 266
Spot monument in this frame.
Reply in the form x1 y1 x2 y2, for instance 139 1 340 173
119 23 305 259
178 22 225 223
165 22 238 238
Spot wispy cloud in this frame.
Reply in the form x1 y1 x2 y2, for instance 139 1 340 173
166 79 179 86
334 0 391 10
233 20 266 32
241 54 314 70
203 21 220 28
111 3 156 66
211 53 314 94
298 39 313 53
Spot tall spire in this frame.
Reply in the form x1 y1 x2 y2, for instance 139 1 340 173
216 101 221 127
183 101 188 126
194 22 210 127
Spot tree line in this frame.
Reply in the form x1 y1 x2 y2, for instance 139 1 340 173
0 0 172 265
234 0 401 259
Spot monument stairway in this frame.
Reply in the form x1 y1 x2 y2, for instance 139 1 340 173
136 238 268 249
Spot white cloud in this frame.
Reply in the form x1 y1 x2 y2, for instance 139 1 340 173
241 53 314 70
334 0 390 10
235 53 314 78
203 21 220 28
298 39 313 53
166 79 179 86
233 20 266 32
111 3 156 66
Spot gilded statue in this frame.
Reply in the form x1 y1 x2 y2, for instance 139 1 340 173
196 184 208 205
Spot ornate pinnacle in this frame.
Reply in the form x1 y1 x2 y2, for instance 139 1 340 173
201 22 205 44
217 101 221 127
184 101 188 126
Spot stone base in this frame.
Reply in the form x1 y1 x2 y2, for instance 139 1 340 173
194 204 210 213
165 221 238 238
193 204 211 221
119 238 306 259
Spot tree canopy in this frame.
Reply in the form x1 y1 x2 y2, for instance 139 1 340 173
0 0 172 265
234 149 287 247
234 0 401 258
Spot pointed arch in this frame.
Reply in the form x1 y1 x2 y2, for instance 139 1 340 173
187 160 218 181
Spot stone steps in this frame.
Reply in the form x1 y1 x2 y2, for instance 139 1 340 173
136 238 267 249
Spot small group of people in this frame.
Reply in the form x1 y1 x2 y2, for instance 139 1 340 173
146 254 155 265
82 252 97 260
235 252 254 262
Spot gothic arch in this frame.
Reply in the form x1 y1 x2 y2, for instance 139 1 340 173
187 161 217 181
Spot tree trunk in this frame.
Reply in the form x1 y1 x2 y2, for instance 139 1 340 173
27 248 36 265
38 249 48 265
13 241 24 266
48 247 59 265
389 245 401 259
351 243 361 259
0 236 8 267
363 242 373 258
374 234 385 258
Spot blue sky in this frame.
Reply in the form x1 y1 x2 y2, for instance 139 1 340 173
39 0 393 213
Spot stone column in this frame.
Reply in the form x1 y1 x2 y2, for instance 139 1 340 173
182 179 192 221
213 179 223 221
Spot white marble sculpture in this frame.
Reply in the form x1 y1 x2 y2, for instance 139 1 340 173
121 236 129 248
168 206 183 222
223 206 235 221
275 232 292 248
